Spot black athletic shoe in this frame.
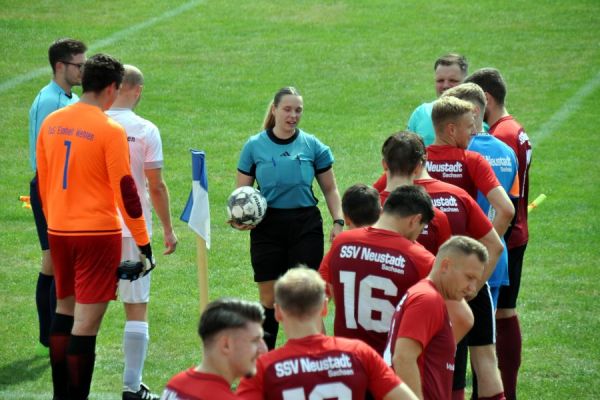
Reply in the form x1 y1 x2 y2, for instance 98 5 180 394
122 383 160 400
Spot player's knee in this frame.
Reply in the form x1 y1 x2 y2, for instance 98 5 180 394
123 302 148 321
41 250 54 274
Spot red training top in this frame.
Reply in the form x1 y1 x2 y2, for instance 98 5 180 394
380 190 451 254
490 115 532 248
162 368 237 400
237 334 401 400
426 144 500 200
384 279 455 400
319 227 435 355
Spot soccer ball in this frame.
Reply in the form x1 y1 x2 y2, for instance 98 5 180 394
227 186 267 226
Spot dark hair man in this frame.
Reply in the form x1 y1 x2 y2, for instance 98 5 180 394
28 37 87 355
162 298 267 399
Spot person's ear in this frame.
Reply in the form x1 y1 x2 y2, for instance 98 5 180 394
274 303 283 323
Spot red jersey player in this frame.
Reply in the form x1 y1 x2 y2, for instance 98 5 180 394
161 298 267 400
383 236 488 400
320 186 435 355
378 131 451 255
237 267 418 400
465 68 532 400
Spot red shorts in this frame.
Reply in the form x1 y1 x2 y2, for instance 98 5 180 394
48 233 121 303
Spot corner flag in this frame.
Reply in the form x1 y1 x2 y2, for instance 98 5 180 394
180 150 211 313
180 150 211 248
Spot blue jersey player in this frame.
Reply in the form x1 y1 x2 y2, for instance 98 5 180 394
235 87 343 350
28 38 86 354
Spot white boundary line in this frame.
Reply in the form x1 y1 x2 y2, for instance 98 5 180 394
532 70 600 144
0 0 204 94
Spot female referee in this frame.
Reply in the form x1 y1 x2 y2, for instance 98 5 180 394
234 86 343 349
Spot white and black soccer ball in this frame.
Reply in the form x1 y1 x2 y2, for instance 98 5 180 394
227 186 267 226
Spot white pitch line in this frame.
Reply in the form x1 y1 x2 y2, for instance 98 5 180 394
532 70 600 144
0 0 204 94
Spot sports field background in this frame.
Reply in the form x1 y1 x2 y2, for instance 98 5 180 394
1 1 599 398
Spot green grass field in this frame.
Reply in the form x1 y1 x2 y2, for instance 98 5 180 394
1 1 599 398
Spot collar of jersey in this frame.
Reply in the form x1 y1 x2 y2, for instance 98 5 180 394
267 128 299 145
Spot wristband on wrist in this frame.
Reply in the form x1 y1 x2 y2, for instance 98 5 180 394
333 219 345 227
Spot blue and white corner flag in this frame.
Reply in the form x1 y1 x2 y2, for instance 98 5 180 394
180 150 211 249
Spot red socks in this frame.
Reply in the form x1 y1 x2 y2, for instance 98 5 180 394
67 335 97 400
496 316 521 400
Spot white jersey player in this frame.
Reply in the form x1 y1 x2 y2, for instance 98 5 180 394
106 64 177 400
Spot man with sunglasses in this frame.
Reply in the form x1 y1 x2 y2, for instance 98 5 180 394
28 37 87 356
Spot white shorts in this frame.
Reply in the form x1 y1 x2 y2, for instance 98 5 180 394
118 237 151 304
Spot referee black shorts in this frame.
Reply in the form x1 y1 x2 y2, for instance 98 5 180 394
497 244 527 309
250 206 324 282
29 175 50 251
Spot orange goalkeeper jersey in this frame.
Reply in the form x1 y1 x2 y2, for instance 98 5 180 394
36 102 149 245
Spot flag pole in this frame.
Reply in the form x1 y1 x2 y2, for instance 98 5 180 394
179 149 211 315
196 235 209 314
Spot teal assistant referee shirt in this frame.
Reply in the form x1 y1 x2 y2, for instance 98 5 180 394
28 80 79 171
237 129 334 209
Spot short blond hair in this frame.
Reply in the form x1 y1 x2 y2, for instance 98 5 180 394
121 64 144 88
437 235 489 265
431 96 474 135
442 83 486 111
275 267 325 318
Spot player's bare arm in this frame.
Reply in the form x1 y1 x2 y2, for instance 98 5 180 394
384 383 420 400
476 229 504 288
486 185 515 237
445 299 474 342
393 337 424 400
145 167 178 255
315 169 343 242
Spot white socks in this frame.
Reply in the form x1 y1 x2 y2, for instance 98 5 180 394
123 320 149 391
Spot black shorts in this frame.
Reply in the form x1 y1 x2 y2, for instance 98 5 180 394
250 206 324 282
453 338 468 390
465 283 495 346
30 175 49 251
497 244 527 309
452 284 495 390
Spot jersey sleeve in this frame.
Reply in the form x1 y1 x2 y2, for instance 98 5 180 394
433 208 452 254
318 246 333 284
105 124 149 245
508 174 519 198
413 246 436 280
465 196 494 240
407 105 422 132
312 135 334 173
35 120 50 218
373 172 386 193
396 292 444 349
361 343 402 399
144 123 164 170
29 96 58 171
468 152 500 196
237 138 256 176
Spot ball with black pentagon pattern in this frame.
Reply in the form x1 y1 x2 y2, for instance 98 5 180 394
227 186 268 226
